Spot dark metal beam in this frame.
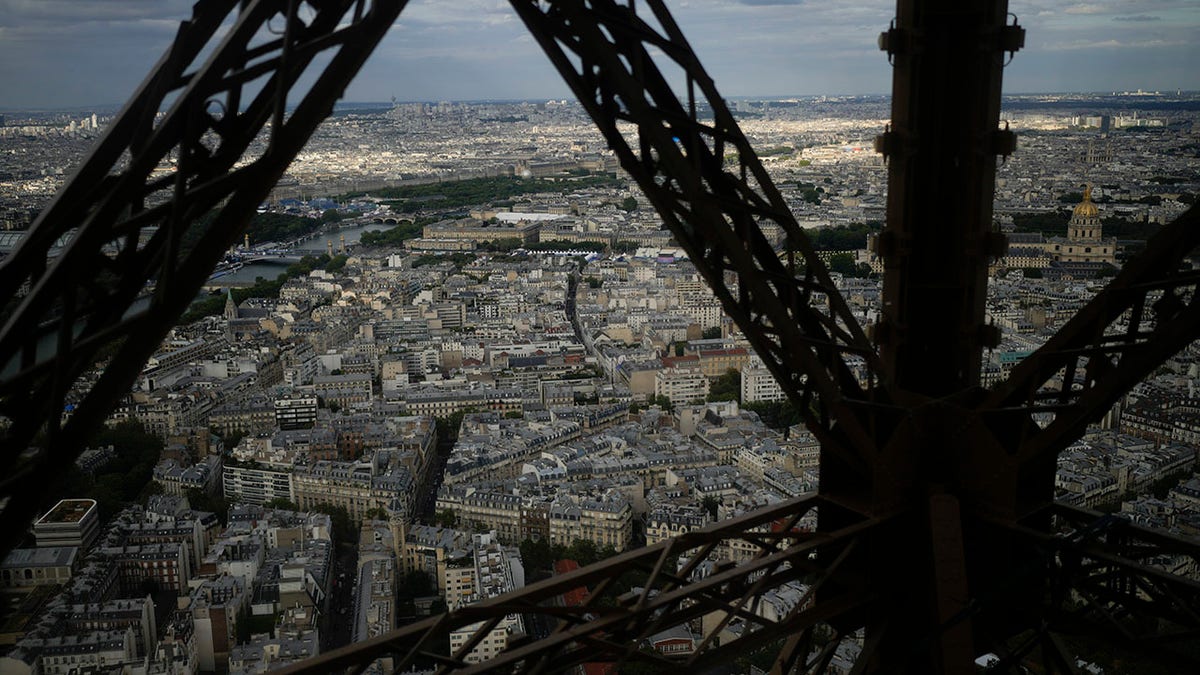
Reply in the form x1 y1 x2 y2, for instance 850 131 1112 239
272 495 878 675
3 1 1199 673
0 0 410 555
508 0 893 482
877 0 1018 396
982 203 1200 468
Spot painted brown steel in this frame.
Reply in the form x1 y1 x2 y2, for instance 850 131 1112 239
270 494 877 675
1 1 1199 672
0 0 410 554
982 203 1200 469
508 0 891 490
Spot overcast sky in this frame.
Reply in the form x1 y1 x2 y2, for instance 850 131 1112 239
1 1 1197 109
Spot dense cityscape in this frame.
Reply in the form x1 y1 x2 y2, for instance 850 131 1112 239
0 91 1198 673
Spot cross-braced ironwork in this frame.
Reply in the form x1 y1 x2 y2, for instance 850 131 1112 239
276 494 880 674
509 0 893 476
0 0 408 546
983 203 1200 465
2 0 1199 672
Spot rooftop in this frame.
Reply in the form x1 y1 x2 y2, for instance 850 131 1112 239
36 498 98 525
1 546 78 568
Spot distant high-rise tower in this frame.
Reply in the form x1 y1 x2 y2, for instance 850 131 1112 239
1085 138 1112 164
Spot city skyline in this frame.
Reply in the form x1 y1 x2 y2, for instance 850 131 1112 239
1 0 1198 109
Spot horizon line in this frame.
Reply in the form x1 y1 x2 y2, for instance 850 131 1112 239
4 90 1200 114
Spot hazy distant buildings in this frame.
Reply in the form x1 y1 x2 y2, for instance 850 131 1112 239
422 217 540 246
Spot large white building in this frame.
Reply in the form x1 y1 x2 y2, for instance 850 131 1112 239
34 499 100 551
740 361 787 403
446 533 526 665
655 367 709 405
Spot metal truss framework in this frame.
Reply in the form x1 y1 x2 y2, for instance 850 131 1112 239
279 494 880 675
0 0 408 546
983 203 1200 465
2 0 1199 673
509 0 893 475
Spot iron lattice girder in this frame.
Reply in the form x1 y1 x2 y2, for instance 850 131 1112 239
1 0 1199 671
274 494 880 675
0 0 409 548
1012 502 1200 643
508 0 892 467
981 202 1200 466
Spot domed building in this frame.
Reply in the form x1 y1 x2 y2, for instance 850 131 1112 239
1046 186 1116 267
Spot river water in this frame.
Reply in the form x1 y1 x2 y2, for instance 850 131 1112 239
5 223 394 378
216 222 389 285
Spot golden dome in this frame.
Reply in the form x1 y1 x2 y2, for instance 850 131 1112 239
1073 185 1099 218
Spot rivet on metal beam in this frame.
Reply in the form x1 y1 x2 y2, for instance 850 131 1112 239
999 22 1025 54
978 324 1002 350
985 231 1009 260
874 127 899 159
872 230 898 259
878 22 914 57
991 125 1017 160
869 319 894 346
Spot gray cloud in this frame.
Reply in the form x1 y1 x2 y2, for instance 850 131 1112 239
0 1 1197 108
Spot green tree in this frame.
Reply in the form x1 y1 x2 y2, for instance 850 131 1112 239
324 254 348 273
649 394 674 412
828 252 860 277
219 429 246 451
363 507 389 520
707 368 741 403
806 221 882 250
479 237 523 253
566 539 599 565
397 570 434 599
358 218 431 248
520 538 555 580
743 400 801 430
263 497 299 511
310 504 356 545
186 488 230 525
702 326 722 340
46 420 165 519
435 409 470 447
321 208 345 223
1012 210 1070 236
364 174 621 212
435 509 459 529
620 196 638 211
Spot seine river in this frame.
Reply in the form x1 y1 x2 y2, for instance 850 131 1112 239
215 222 388 285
